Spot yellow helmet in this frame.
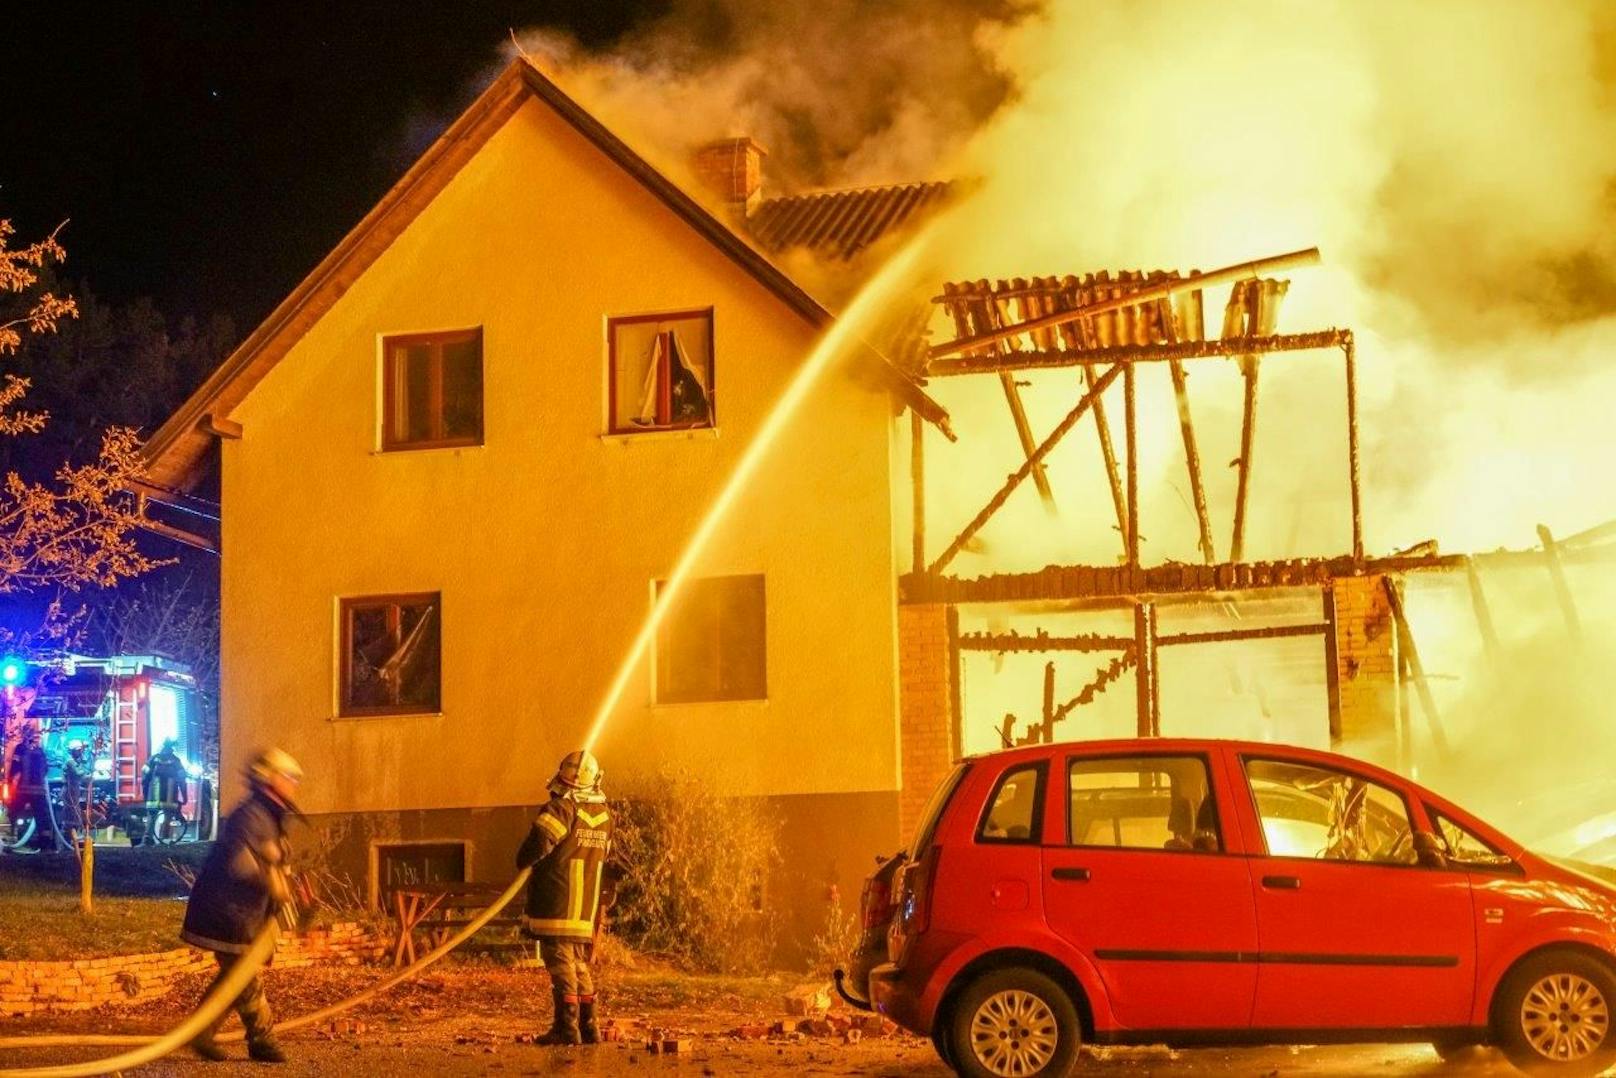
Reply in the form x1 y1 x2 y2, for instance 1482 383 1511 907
247 746 303 786
550 749 603 796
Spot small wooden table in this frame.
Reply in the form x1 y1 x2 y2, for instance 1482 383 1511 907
390 880 520 966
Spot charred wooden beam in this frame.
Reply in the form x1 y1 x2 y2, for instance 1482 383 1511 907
1000 373 1055 505
1156 622 1329 647
1537 524 1583 640
957 629 1134 653
1230 357 1260 563
929 364 1125 574
928 247 1322 361
1047 651 1137 728
1134 603 1160 737
1168 357 1216 563
1125 363 1140 567
1040 662 1055 744
1343 333 1364 563
1323 585 1343 744
1465 558 1502 660
1382 579 1450 757
910 410 926 576
1560 518 1616 549
928 329 1350 377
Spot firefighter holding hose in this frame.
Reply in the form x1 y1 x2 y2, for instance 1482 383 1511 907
518 750 614 1046
181 747 302 1063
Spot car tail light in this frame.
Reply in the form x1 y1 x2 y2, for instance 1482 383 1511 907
898 845 942 937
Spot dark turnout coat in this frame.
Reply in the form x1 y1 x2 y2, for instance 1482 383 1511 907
517 794 613 942
181 788 292 954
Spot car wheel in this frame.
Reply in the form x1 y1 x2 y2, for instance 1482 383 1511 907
1494 950 1616 1076
1430 1038 1486 1064
948 968 1080 1078
931 1017 955 1070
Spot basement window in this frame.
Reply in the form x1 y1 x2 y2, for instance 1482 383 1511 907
655 574 765 703
382 328 483 450
608 310 715 434
340 593 442 717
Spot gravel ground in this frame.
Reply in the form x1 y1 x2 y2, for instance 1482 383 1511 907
0 960 1559 1075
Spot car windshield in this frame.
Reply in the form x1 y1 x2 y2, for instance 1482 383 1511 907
908 761 971 860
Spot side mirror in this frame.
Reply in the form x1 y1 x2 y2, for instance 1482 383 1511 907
1413 831 1449 870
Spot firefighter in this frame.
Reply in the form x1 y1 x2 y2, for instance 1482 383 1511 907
517 749 614 1046
140 738 188 844
5 730 51 850
181 747 302 1064
60 740 90 840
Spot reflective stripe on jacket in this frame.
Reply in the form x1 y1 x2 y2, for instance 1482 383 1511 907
517 796 613 941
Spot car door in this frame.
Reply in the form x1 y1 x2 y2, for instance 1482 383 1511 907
1234 752 1476 1030
1042 750 1258 1031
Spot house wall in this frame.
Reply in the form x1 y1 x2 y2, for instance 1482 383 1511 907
217 97 904 911
1330 574 1400 765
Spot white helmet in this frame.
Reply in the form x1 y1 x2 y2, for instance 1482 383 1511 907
549 750 603 798
247 746 303 786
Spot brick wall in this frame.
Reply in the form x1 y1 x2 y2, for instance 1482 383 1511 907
898 604 957 838
0 921 389 1017
1330 574 1400 764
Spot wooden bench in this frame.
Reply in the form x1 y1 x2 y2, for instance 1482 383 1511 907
390 881 523 966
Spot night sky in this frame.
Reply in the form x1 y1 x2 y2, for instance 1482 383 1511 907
4 2 657 328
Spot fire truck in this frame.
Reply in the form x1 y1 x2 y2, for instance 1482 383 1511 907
1 654 214 849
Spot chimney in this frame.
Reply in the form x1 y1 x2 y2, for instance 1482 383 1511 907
693 137 767 209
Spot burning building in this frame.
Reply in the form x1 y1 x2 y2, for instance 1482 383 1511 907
140 50 1616 949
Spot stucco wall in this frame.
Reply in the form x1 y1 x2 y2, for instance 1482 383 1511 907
219 97 900 814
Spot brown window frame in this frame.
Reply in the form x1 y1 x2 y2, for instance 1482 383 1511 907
606 308 716 435
338 592 442 718
381 327 484 451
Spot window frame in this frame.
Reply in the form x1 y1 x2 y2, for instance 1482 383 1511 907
1240 754 1423 868
606 308 716 436
337 592 443 718
652 573 767 705
1062 751 1226 856
380 327 484 451
975 761 1048 846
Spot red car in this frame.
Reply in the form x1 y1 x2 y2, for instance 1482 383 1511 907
861 738 1616 1077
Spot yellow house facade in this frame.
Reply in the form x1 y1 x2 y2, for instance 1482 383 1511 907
146 61 955 946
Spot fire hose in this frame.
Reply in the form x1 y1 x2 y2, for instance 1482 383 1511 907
0 868 533 1075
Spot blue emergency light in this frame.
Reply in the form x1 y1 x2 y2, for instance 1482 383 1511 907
0 657 25 687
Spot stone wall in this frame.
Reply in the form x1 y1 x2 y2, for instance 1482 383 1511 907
0 921 389 1016
1329 574 1400 765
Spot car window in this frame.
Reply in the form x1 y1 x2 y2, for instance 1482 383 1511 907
1067 756 1221 853
908 761 970 859
1245 758 1416 865
1431 809 1514 869
978 764 1045 844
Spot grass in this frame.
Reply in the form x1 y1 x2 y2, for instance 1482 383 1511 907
0 844 209 961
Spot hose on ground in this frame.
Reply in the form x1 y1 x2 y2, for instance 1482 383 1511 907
0 868 533 1069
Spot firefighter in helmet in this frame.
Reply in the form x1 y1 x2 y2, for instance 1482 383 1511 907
181 747 302 1063
518 749 614 1046
5 729 51 850
60 739 90 840
140 738 188 844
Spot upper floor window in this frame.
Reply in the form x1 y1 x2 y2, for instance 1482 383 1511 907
608 309 714 434
382 328 483 450
655 574 764 703
340 593 442 717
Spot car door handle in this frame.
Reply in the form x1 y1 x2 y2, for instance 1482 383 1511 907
1051 867 1091 882
1261 874 1301 890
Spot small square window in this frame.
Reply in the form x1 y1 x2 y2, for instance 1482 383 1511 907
655 574 765 703
382 329 483 449
608 310 714 434
339 594 441 717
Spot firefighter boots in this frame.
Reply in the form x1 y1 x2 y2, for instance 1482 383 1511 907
246 1035 288 1063
579 995 601 1044
537 988 582 1046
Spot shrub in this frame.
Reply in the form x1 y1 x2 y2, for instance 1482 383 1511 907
608 772 780 974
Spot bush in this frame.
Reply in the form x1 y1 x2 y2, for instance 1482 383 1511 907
609 772 780 974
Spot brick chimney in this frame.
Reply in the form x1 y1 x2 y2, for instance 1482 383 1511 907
693 137 767 209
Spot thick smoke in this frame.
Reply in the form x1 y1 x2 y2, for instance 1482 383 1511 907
514 1 1035 194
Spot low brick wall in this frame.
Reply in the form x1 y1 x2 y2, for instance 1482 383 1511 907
0 921 389 1016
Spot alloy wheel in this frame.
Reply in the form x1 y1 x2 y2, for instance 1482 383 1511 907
969 988 1060 1076
1520 971 1610 1062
